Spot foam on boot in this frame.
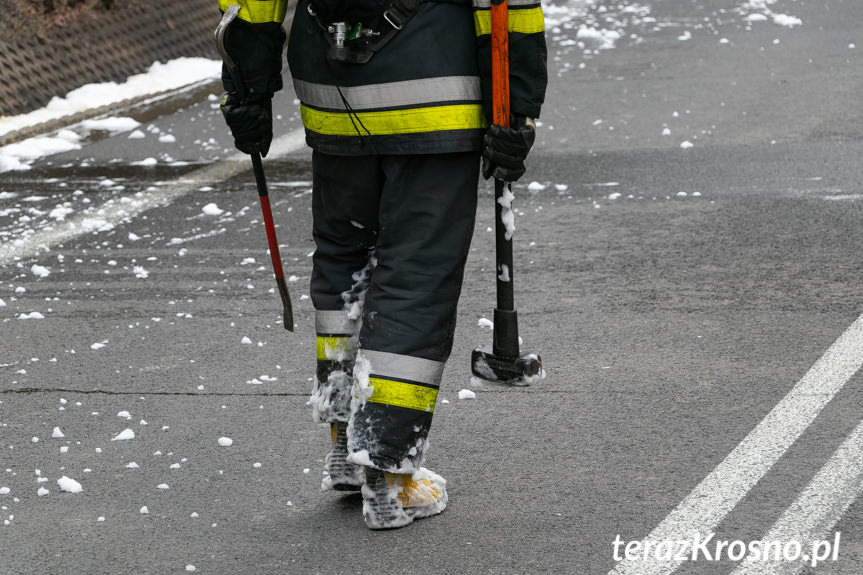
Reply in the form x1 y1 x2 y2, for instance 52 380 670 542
321 422 364 491
362 467 447 529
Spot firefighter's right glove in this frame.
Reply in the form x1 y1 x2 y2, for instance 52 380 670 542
481 116 536 182
220 93 273 157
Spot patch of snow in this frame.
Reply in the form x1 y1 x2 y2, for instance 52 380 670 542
0 130 81 173
575 25 621 50
497 187 516 241
49 205 75 221
202 203 224 216
57 476 83 493
31 264 51 278
772 13 802 27
0 58 221 139
111 429 135 441
80 117 140 134
18 312 45 320
498 264 510 283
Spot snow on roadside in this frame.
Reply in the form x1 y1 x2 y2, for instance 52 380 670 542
736 0 802 28
0 58 220 138
0 57 220 173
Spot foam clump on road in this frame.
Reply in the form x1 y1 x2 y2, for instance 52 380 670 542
57 477 83 494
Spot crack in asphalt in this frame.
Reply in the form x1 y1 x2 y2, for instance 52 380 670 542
0 387 551 396
0 387 310 397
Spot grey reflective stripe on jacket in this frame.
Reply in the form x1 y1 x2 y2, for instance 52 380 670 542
293 76 482 112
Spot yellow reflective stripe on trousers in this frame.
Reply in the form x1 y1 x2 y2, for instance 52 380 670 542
473 6 545 35
301 104 487 136
218 0 287 23
316 336 356 361
367 377 439 413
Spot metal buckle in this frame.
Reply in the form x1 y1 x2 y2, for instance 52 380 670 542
383 9 404 30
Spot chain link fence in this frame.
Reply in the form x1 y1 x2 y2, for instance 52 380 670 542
0 0 220 117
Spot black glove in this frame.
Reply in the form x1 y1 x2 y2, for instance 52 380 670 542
220 93 273 157
481 116 536 182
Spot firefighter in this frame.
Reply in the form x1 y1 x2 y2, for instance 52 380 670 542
218 0 546 529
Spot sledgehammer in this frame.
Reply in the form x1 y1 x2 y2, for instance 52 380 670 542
471 0 542 385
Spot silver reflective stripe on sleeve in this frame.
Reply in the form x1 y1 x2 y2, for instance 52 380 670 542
293 76 482 112
316 310 357 336
360 350 445 386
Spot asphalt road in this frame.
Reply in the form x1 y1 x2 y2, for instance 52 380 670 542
2 1 863 574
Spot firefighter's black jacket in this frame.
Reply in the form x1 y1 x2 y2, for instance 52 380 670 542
218 0 547 155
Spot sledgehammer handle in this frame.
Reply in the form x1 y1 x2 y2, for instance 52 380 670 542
491 0 510 128
491 0 515 313
490 0 519 358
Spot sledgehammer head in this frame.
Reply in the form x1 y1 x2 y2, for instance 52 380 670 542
471 349 543 386
471 307 544 385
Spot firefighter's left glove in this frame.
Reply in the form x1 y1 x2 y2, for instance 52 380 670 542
481 116 536 182
220 93 273 157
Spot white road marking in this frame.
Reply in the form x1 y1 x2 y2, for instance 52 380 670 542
0 127 306 267
731 418 863 574
609 313 863 574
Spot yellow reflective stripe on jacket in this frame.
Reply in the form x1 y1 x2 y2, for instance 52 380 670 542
472 0 540 7
316 336 356 361
473 6 545 36
218 0 287 24
301 104 487 136
367 377 439 413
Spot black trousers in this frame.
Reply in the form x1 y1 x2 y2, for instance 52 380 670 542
309 150 480 472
